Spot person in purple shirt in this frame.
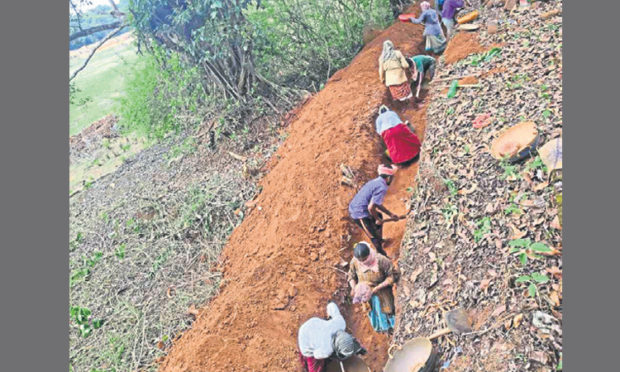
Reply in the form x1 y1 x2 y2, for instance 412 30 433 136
442 0 468 37
348 164 399 256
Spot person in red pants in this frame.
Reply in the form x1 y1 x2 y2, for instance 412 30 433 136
375 105 422 166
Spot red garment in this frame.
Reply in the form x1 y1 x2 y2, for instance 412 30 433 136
299 351 327 372
388 82 412 101
382 123 421 164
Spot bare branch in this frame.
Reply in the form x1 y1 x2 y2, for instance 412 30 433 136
70 0 83 31
70 25 125 81
70 20 123 41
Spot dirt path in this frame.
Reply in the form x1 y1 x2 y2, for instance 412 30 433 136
159 6 430 372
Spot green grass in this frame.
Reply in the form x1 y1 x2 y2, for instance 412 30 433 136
70 36 143 135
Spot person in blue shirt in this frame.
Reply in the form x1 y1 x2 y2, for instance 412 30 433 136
410 1 447 54
348 164 400 256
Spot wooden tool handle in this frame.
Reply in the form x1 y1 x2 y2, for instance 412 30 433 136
428 327 452 340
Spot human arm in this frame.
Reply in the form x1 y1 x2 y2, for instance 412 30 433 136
348 263 358 296
410 11 426 24
369 202 397 222
379 60 385 83
371 259 399 294
371 276 394 294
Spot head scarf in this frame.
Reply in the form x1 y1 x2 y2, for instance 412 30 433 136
380 40 398 63
378 164 397 176
379 104 389 114
420 1 431 11
332 330 364 360
355 242 380 273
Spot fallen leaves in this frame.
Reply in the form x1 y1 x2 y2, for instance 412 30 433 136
473 113 493 129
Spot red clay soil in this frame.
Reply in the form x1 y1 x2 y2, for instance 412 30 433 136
458 76 479 85
443 32 486 64
159 8 430 372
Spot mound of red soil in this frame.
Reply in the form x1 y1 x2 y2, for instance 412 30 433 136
443 32 486 64
159 8 431 372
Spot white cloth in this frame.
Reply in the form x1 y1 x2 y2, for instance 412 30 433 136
375 110 402 135
298 302 346 359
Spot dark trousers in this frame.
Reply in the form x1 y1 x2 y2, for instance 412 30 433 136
353 213 387 256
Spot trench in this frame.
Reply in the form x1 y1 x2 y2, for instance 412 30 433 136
338 91 431 372
157 2 441 371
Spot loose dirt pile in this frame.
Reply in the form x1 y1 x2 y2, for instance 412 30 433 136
159 5 431 372
443 32 486 65
394 1 562 371
70 114 119 158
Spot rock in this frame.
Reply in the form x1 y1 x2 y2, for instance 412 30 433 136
310 252 319 261
532 311 558 332
530 351 548 365
540 9 561 20
487 22 499 34
504 0 517 10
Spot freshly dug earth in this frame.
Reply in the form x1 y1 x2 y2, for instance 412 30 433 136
159 6 430 372
443 32 486 64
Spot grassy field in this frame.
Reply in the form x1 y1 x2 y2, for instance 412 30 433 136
70 33 142 136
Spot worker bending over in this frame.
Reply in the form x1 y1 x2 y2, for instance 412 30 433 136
348 165 399 257
297 302 366 372
376 105 422 165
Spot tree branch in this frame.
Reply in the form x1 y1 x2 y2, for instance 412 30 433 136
70 25 125 81
70 20 123 41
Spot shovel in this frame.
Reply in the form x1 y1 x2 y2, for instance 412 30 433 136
428 308 473 340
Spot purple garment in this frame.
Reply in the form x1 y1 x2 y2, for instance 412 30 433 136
442 0 464 20
349 177 388 219
411 9 442 36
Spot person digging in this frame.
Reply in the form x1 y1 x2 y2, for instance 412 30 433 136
348 164 400 257
297 302 367 372
407 54 437 100
375 105 422 166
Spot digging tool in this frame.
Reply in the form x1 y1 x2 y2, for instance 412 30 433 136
326 356 370 372
381 214 408 223
428 308 473 340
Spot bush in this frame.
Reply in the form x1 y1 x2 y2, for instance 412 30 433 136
246 0 393 90
119 48 205 140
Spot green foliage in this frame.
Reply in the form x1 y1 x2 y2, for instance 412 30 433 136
526 155 547 172
70 306 103 338
443 179 458 197
115 244 126 260
246 0 393 90
509 238 552 265
466 47 502 67
473 217 491 243
504 203 522 215
499 157 521 180
441 203 458 224
515 272 549 297
119 48 205 139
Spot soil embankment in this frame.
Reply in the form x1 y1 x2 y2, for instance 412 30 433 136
159 6 430 372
